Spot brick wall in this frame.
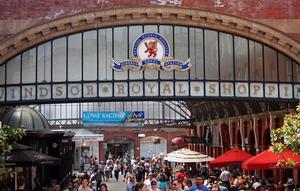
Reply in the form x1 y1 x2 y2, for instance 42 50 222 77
0 0 299 42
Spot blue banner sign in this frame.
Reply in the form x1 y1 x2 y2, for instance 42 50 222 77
82 111 144 127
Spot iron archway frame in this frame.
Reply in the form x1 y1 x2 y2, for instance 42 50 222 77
0 7 299 123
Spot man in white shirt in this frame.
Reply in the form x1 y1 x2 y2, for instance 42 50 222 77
144 173 156 190
219 167 230 189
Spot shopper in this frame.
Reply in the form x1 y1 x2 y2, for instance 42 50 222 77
78 178 93 191
189 176 209 191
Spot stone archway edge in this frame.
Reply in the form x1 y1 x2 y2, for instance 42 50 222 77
0 6 299 65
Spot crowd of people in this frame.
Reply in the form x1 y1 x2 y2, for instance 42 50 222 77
59 154 298 191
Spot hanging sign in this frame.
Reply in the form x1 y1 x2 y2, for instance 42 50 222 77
82 111 144 127
112 33 191 71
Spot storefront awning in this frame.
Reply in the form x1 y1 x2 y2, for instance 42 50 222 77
53 129 103 142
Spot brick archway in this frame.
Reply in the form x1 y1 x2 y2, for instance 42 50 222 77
98 129 185 161
0 7 299 66
99 131 140 161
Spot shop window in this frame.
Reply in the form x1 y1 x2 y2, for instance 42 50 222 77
189 28 204 80
37 42 51 83
22 48 36 83
249 41 263 81
7 55 21 84
144 25 159 79
53 37 67 82
98 28 112 81
0 64 5 85
114 27 128 80
220 33 233 80
204 29 218 80
160 25 174 79
68 33 82 81
264 46 278 81
278 53 292 82
293 61 300 82
175 26 189 79
83 30 97 81
234 36 248 80
129 26 143 80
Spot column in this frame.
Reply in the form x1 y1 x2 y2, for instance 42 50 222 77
228 119 233 149
99 142 106 161
218 120 224 156
252 115 260 154
239 117 246 150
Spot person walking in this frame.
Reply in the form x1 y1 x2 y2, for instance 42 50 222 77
113 160 121 181
104 164 111 182
169 180 183 191
148 180 161 191
157 173 167 191
100 183 108 191
219 167 230 190
144 173 156 190
132 183 145 191
125 176 136 191
124 168 135 183
78 178 93 191
188 176 209 191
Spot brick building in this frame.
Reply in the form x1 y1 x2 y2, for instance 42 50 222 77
0 0 300 185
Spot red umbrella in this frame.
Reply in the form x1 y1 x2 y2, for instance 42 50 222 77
242 150 300 170
209 148 253 168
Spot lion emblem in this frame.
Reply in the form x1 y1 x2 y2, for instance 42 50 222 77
144 40 158 57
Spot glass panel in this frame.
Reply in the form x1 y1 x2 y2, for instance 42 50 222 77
174 26 188 79
234 36 248 80
114 27 128 80
22 48 36 83
204 30 218 80
189 28 203 80
293 61 300 82
68 33 82 81
249 41 263 81
7 55 21 84
278 53 292 82
53 37 67 82
159 25 173 79
264 46 277 81
83 30 97 81
37 42 51 83
144 25 159 79
99 28 112 81
0 64 5 85
220 33 233 80
129 26 143 80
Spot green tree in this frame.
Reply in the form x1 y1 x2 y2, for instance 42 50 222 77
0 124 25 178
270 104 300 166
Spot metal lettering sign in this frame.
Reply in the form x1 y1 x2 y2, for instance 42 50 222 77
112 33 191 71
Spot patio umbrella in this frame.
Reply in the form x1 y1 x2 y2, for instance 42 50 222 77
209 148 253 168
2 143 60 166
242 149 300 170
164 148 214 163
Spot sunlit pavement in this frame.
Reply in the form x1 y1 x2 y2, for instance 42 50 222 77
100 177 127 191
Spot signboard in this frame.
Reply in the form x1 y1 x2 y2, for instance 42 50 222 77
82 111 144 127
184 136 205 144
0 82 299 104
112 33 191 71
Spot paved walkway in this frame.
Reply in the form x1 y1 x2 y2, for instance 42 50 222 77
101 176 127 191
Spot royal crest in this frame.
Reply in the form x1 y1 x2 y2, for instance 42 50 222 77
112 33 191 71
